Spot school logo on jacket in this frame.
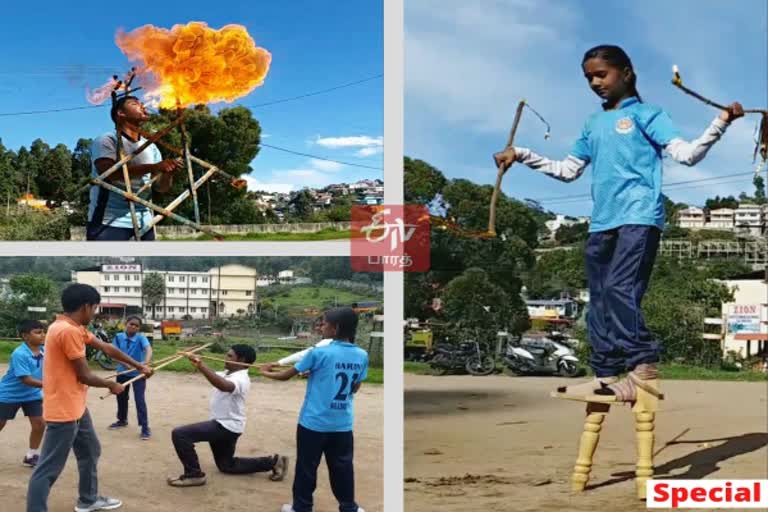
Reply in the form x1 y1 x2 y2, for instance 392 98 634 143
615 117 635 134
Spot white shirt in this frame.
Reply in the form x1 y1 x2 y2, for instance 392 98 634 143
209 369 251 434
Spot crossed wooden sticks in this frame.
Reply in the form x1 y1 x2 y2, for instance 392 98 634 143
99 342 212 399
100 343 293 399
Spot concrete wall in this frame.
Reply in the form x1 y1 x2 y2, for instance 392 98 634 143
70 222 351 240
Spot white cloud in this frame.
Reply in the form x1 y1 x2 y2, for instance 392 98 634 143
309 158 345 172
404 0 765 216
357 147 384 157
314 135 383 149
244 175 293 194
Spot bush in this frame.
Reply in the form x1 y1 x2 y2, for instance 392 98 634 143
0 209 71 240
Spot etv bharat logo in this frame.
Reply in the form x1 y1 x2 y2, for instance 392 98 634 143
351 205 430 272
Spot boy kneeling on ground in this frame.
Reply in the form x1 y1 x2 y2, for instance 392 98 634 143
168 344 288 487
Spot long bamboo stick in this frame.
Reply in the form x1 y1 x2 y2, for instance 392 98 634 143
103 352 184 379
183 353 291 370
99 343 212 399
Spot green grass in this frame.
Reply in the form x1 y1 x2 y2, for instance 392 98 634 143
0 339 382 384
403 360 767 382
270 287 379 309
404 361 437 375
166 229 352 242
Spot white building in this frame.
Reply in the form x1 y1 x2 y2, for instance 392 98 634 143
71 264 279 320
678 207 706 229
734 204 763 236
706 208 735 230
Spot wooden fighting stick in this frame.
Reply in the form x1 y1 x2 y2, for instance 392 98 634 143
99 343 212 399
488 100 526 236
104 352 184 379
672 65 768 170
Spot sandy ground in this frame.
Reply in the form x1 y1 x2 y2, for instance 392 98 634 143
405 374 768 512
0 365 382 512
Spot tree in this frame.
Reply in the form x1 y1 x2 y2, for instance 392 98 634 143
525 247 586 299
441 268 529 344
642 258 734 366
554 222 589 245
404 157 448 203
288 189 314 221
753 175 766 205
0 274 61 335
142 273 166 320
143 105 263 225
39 144 72 203
704 195 739 210
662 194 688 225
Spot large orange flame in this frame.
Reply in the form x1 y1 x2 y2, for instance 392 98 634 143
115 22 271 109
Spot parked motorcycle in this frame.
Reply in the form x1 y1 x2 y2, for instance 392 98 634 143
86 324 117 371
503 332 581 377
429 340 496 376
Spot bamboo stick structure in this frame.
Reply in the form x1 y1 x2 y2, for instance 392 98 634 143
83 70 247 241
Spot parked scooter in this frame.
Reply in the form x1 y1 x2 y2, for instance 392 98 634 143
429 340 496 376
503 332 581 377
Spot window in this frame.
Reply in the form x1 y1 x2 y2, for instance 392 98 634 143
179 307 186 313
168 307 174 313
191 289 197 295
201 308 208 314
180 276 186 283
124 287 130 293
191 277 197 283
134 275 140 281
104 275 110 281
134 287 141 293
246 290 253 296
221 290 228 296
104 286 111 292
202 277 209 283
191 307 197 313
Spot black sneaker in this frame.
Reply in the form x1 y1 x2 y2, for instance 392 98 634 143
22 454 39 467
108 421 128 430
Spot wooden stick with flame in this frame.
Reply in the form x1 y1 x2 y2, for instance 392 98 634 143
672 65 768 169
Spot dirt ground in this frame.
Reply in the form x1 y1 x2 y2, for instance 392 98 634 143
0 365 383 512
405 374 768 512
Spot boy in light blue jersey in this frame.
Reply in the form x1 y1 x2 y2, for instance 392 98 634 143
494 45 744 402
0 320 46 467
261 307 368 512
109 316 153 439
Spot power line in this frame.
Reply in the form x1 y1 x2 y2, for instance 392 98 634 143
0 74 382 117
261 143 382 170
540 176 756 205
533 171 758 203
243 74 382 109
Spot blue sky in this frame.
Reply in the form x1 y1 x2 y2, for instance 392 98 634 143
0 0 383 193
405 0 767 216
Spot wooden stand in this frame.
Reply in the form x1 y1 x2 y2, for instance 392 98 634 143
561 379 662 500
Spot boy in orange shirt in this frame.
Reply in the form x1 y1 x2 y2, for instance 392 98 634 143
26 284 153 512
